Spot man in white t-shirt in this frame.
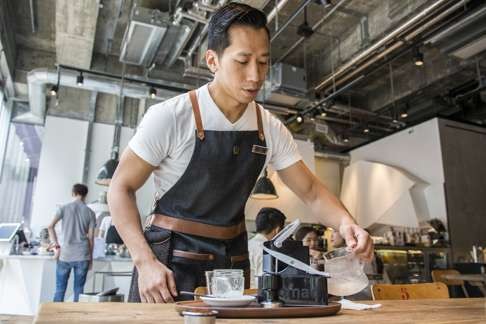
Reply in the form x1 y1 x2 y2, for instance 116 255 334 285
108 3 373 304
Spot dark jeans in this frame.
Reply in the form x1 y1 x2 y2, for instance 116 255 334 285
53 260 89 302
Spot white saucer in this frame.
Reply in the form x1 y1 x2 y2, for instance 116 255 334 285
200 295 256 307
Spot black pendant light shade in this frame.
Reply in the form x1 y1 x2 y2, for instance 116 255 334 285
97 65 126 187
251 169 278 200
95 157 119 186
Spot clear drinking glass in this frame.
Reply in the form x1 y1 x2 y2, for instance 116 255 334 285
210 269 244 298
205 271 214 295
324 247 369 296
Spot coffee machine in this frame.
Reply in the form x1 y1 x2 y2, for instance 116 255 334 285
257 220 330 307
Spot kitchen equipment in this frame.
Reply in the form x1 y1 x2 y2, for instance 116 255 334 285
182 310 218 324
175 300 341 318
78 293 124 303
211 269 244 298
180 291 217 299
79 287 124 302
97 287 119 297
257 219 329 306
205 271 214 295
200 295 255 307
323 247 369 296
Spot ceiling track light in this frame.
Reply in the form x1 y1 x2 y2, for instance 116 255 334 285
149 87 157 99
363 126 370 134
76 71 84 86
297 7 314 38
50 85 58 96
50 65 61 96
296 115 304 124
315 0 332 7
414 47 424 66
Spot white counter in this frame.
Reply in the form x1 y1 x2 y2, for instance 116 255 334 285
0 255 134 316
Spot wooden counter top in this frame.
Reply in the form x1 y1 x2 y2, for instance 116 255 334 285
34 298 486 323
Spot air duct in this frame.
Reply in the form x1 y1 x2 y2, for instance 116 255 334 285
15 68 181 125
120 7 169 67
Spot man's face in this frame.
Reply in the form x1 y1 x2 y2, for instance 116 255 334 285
206 25 270 105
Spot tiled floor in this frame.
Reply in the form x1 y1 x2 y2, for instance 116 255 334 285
0 315 33 324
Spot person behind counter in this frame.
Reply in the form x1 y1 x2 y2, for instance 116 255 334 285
248 207 286 288
294 226 324 265
47 183 96 302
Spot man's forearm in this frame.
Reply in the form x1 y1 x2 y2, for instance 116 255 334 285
88 238 94 259
307 179 355 230
108 186 155 267
48 227 59 246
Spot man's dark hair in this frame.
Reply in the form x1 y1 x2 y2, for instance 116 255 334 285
255 207 286 234
72 183 88 197
294 226 319 241
208 2 269 55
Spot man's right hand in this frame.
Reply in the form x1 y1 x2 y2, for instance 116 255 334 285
53 247 60 260
137 259 178 303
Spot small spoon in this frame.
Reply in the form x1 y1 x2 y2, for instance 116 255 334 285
179 290 218 298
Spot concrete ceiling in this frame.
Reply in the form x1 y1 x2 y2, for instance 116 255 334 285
4 0 486 153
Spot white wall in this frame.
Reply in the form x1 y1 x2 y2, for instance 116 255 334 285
347 118 447 227
31 117 87 234
315 157 342 196
30 117 154 235
85 122 153 217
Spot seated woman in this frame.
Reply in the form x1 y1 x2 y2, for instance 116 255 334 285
294 226 325 268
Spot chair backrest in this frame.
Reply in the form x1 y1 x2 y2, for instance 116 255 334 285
431 269 464 286
193 287 258 300
371 282 449 300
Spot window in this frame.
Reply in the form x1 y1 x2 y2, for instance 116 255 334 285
0 92 43 226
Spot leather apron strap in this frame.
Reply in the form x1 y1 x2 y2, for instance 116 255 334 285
189 90 264 142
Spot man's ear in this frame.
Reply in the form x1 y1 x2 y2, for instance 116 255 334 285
205 49 219 74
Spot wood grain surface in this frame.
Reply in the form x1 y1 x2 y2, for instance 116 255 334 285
34 298 486 323
174 300 341 318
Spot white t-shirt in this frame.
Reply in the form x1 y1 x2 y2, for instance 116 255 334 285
98 216 112 240
128 84 302 199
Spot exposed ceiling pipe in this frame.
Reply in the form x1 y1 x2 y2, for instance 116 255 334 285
184 0 229 62
326 0 471 93
329 103 406 126
270 0 313 42
315 151 350 162
13 68 181 124
29 0 37 33
317 115 393 132
174 7 208 24
314 0 456 92
275 0 348 63
267 0 290 23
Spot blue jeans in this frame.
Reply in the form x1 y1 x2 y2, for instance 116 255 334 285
53 260 90 302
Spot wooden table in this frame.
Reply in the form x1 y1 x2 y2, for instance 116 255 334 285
34 298 486 323
444 274 486 296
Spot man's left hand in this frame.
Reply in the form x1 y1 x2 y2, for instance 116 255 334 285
339 223 374 261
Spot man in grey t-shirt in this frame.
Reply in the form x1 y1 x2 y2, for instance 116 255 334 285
48 183 96 302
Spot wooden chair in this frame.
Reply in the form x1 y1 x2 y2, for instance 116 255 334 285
194 286 258 300
431 269 469 297
371 282 449 300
